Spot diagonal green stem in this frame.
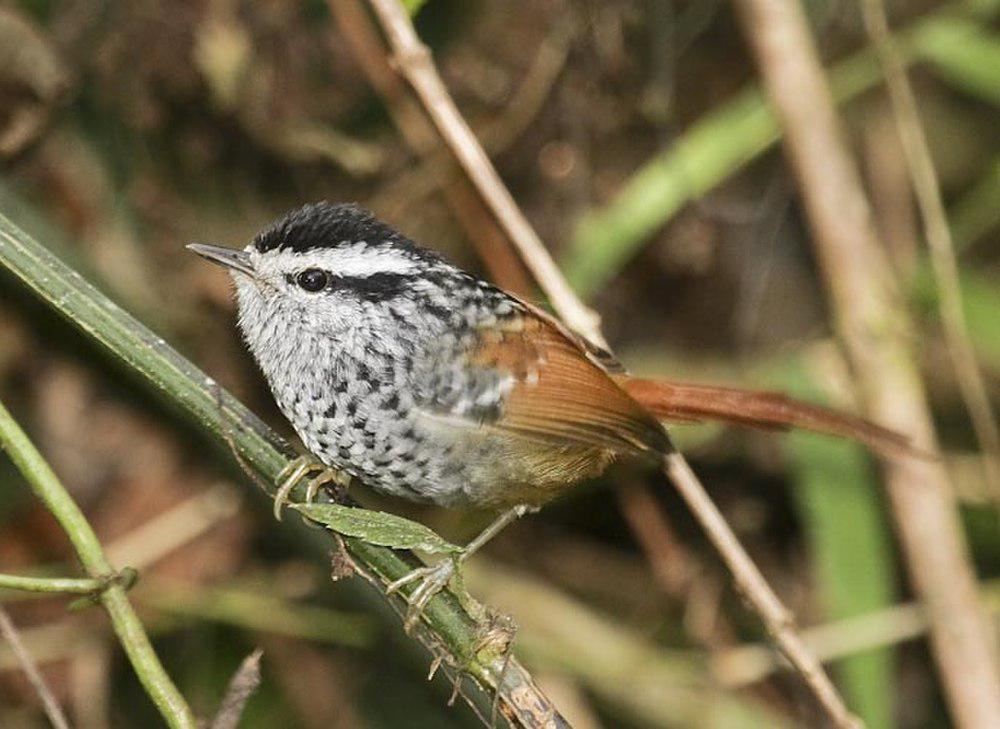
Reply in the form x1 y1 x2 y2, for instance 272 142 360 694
0 211 563 727
0 398 197 729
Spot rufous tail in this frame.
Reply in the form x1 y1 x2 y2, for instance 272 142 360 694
620 377 928 460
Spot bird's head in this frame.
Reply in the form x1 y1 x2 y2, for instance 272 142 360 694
188 202 445 345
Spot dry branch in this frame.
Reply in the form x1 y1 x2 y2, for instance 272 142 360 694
663 454 861 728
365 0 606 348
0 604 71 729
730 0 1000 724
716 578 1000 687
210 648 264 729
328 0 535 296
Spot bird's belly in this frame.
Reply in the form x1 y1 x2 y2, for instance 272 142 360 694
290 398 612 508
455 435 617 507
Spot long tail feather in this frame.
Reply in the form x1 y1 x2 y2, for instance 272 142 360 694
620 377 928 460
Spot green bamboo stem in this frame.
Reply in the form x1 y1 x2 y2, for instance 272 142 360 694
0 398 197 729
0 573 104 595
0 211 562 727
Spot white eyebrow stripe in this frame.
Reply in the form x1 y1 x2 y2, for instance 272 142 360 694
252 244 420 278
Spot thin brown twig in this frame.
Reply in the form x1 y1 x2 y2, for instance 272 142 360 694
362 1 860 726
717 599 928 689
860 0 1000 509
365 0 607 348
328 0 535 296
367 16 573 290
663 454 861 728
730 0 1000 725
0 604 72 729
209 648 264 729
716 577 1000 687
367 9 574 197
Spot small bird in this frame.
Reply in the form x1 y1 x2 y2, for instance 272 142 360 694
189 201 915 619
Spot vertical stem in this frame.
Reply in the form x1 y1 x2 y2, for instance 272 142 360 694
859 0 1000 508
0 398 197 729
730 0 1000 724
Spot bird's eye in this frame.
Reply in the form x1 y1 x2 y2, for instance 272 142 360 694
296 268 329 292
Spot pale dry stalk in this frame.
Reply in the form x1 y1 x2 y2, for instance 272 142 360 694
730 0 1000 725
859 0 1000 507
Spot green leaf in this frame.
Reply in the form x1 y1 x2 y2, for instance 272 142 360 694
911 266 1000 370
402 0 429 16
293 503 461 554
913 17 1000 106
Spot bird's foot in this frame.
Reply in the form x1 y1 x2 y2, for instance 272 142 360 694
384 505 535 632
273 455 351 521
386 557 458 632
305 466 352 502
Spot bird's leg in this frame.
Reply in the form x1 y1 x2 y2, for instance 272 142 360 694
386 504 535 631
273 455 314 520
305 467 352 503
272 455 351 520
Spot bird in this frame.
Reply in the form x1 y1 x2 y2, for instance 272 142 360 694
189 201 917 622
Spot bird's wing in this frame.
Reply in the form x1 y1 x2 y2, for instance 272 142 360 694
448 306 670 456
504 293 922 460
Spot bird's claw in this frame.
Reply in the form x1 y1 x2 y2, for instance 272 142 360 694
382 505 535 632
273 455 350 521
386 558 457 632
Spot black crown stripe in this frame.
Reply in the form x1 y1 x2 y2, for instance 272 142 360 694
253 201 441 266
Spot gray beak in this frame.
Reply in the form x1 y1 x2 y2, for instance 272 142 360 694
186 243 255 277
